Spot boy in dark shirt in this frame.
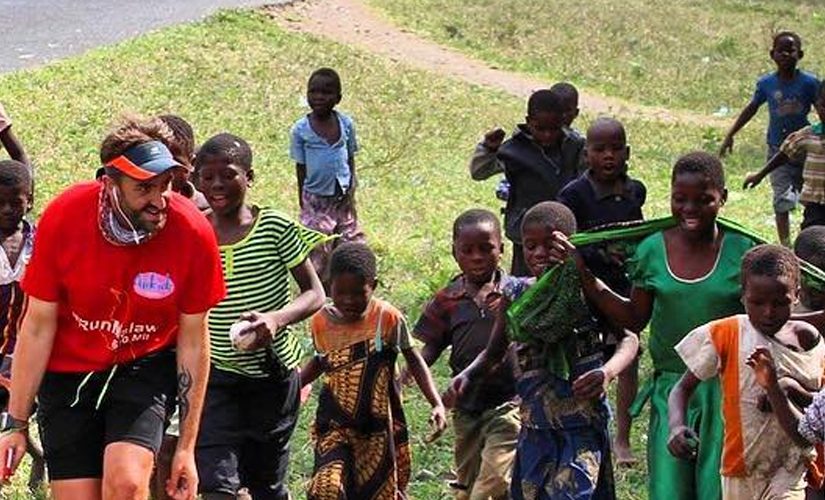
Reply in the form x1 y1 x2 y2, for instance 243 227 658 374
414 209 519 500
557 117 646 464
469 90 585 276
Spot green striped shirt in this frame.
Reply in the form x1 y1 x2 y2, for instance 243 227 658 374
209 207 326 378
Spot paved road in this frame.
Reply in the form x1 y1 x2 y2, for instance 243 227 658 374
0 0 285 73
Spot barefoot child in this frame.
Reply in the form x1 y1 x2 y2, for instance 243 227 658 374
414 209 519 499
0 160 44 491
555 152 758 500
557 117 646 464
194 133 326 500
291 68 364 283
449 201 639 499
744 82 825 231
721 31 819 245
669 245 824 499
301 242 447 499
469 89 584 276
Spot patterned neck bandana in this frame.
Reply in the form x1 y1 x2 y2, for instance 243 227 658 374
97 183 163 247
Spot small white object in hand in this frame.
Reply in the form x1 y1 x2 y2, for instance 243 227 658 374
229 320 256 352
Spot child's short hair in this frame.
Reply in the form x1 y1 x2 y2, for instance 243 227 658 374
550 82 578 103
195 133 253 170
452 209 501 241
586 117 626 142
329 242 377 282
773 30 802 48
671 151 725 190
309 67 342 94
159 114 195 159
0 160 32 193
527 89 564 117
99 115 175 167
794 226 825 271
521 201 577 236
741 244 800 290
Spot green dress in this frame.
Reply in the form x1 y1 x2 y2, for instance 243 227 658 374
628 229 755 500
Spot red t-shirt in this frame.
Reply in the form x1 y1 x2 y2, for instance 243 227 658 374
22 181 226 372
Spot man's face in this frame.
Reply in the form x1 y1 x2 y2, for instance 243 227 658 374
107 172 173 232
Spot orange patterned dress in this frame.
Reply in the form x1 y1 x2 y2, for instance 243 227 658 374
308 298 412 500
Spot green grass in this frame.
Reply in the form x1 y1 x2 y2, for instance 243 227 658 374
367 0 825 114
0 7 788 499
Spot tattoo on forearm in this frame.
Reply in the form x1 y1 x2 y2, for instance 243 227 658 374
177 368 192 422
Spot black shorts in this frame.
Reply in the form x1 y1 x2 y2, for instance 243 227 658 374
195 367 300 499
37 350 177 480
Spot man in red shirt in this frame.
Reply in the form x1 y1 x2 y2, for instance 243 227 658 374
0 117 226 500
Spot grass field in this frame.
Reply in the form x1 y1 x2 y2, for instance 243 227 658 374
367 0 825 115
0 6 788 499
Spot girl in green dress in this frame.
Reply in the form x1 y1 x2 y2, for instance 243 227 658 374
553 151 757 500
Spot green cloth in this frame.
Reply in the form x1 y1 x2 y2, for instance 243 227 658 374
628 230 757 373
647 372 723 500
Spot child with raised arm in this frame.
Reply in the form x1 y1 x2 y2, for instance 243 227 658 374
744 82 825 231
301 242 447 500
553 152 758 500
469 89 584 276
290 68 364 283
448 201 639 499
668 245 824 499
721 31 819 245
557 116 646 464
413 209 518 499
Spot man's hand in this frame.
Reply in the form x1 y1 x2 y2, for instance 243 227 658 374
0 431 26 483
482 128 506 151
719 136 734 157
667 425 699 460
166 448 198 500
572 368 608 400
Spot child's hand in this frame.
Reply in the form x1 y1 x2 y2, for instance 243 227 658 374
443 373 469 408
398 367 415 387
0 103 10 133
548 231 580 265
237 311 285 351
425 404 447 443
667 425 699 460
742 172 764 190
300 383 313 405
746 346 778 389
482 127 506 151
719 136 734 157
572 368 608 400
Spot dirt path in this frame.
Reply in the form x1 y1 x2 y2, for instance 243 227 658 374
264 0 727 127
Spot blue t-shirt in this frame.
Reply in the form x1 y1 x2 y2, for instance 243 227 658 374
289 111 358 196
751 70 819 146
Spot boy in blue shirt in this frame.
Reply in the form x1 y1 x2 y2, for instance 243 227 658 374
720 31 819 246
290 68 364 282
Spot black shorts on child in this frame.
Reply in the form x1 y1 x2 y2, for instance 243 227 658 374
195 367 300 498
36 349 177 480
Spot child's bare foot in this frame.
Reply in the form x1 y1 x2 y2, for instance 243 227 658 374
613 439 637 466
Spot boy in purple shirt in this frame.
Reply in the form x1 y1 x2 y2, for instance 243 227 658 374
720 31 819 246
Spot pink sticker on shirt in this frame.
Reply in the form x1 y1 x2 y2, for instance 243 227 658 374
133 272 175 299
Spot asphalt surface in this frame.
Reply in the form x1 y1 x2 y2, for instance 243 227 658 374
0 0 288 73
